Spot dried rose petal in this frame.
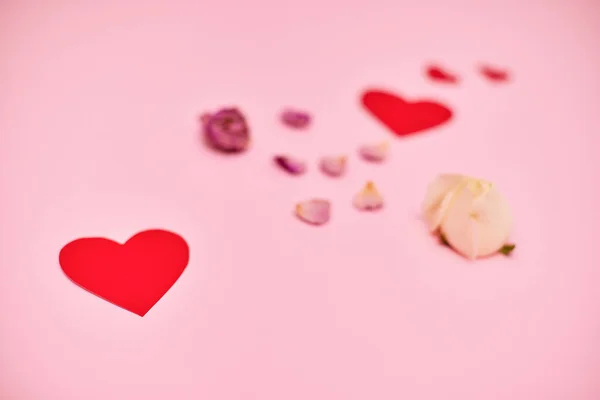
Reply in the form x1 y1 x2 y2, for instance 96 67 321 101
201 108 250 153
274 155 307 175
358 141 389 162
295 199 331 225
319 155 347 177
281 109 311 129
353 181 384 211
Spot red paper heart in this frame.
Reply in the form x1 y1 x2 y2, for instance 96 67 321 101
426 65 459 84
361 90 453 137
479 65 509 82
59 229 189 317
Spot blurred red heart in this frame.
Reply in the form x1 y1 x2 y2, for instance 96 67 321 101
59 229 189 317
480 65 509 82
361 90 453 137
426 65 459 84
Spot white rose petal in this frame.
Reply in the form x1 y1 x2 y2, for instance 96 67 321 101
422 173 465 232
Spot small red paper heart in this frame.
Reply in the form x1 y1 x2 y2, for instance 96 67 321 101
426 65 459 84
479 65 509 82
361 90 453 137
59 229 189 317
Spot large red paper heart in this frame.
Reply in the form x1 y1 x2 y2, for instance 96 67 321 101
59 229 189 317
361 89 453 137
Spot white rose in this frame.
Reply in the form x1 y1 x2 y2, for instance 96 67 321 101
422 174 514 259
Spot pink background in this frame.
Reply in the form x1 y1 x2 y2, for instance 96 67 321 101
1 0 600 399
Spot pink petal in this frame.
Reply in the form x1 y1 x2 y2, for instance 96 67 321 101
353 181 384 211
281 109 311 129
319 155 347 177
295 199 331 225
274 155 307 175
358 142 389 162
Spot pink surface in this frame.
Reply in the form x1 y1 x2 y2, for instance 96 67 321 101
1 1 600 399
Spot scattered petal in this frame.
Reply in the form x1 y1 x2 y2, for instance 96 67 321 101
499 243 516 256
201 108 250 153
479 65 510 82
426 65 459 84
353 181 384 211
281 109 311 129
358 142 389 162
295 199 331 225
274 155 307 175
319 155 347 177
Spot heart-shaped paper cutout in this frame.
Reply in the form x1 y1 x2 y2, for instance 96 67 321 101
479 65 510 82
426 65 459 84
361 89 453 137
59 229 189 317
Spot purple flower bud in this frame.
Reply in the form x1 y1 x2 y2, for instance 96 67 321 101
280 109 311 129
201 108 250 153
